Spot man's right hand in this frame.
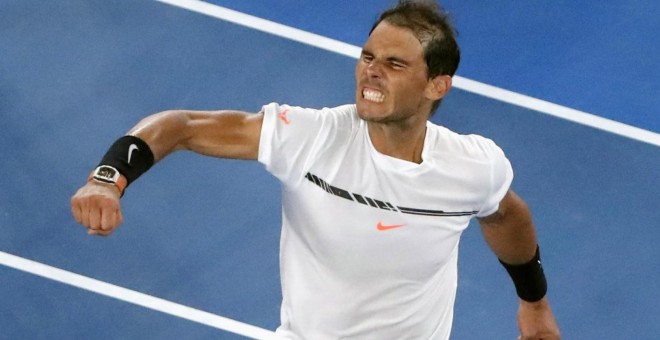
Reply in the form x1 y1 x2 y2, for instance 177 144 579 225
71 181 123 236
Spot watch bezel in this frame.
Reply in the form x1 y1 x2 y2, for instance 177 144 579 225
92 165 121 184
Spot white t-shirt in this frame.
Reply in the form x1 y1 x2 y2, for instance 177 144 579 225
258 103 513 340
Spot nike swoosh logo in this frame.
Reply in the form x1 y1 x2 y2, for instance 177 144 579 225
279 109 291 125
376 221 406 231
127 144 139 164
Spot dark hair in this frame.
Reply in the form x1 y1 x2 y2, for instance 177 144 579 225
370 0 460 114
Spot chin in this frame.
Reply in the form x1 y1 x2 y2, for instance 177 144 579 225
356 103 379 121
357 99 385 118
357 110 390 123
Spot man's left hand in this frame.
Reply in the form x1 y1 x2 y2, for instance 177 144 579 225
517 297 560 340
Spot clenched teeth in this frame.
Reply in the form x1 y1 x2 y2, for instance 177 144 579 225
363 89 385 103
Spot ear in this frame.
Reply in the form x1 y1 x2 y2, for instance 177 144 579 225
425 75 452 101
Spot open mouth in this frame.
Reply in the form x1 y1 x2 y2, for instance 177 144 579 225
362 88 385 103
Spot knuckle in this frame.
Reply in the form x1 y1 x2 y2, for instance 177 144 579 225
99 196 119 209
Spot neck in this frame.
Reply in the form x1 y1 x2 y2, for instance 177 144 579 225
367 118 427 164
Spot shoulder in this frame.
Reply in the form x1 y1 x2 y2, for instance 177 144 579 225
261 103 356 116
427 122 506 160
261 103 358 131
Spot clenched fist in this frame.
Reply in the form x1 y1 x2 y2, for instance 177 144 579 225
71 181 123 236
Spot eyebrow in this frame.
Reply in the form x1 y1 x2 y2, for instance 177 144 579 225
361 49 411 66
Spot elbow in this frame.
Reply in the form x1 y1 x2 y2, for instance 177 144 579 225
127 110 192 158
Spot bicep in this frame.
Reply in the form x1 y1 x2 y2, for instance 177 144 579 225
478 190 538 263
181 110 263 160
478 190 528 227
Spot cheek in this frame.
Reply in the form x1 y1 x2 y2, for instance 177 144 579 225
402 76 430 99
392 81 424 104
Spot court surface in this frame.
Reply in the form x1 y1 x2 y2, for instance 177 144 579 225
1 1 659 339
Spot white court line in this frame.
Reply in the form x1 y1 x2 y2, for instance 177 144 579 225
156 0 659 147
0 251 278 339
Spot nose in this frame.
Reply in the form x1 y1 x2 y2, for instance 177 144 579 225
365 60 383 79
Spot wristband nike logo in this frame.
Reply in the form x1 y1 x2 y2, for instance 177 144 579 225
376 221 406 231
127 144 139 164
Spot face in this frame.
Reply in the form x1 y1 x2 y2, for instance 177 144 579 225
355 21 436 124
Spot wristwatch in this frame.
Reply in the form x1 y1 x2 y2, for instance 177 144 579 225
88 165 128 195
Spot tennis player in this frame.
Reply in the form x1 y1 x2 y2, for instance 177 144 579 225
71 1 560 339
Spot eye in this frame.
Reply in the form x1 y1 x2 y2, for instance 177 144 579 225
361 53 374 63
390 61 406 69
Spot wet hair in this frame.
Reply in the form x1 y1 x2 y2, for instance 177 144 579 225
370 0 460 114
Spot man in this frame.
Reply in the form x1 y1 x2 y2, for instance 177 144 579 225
71 1 560 339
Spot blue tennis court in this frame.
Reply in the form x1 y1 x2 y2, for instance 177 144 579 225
1 1 658 339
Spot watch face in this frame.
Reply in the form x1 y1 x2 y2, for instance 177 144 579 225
95 166 118 182
97 167 116 178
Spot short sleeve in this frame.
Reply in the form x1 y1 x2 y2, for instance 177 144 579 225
258 103 357 186
476 140 514 218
